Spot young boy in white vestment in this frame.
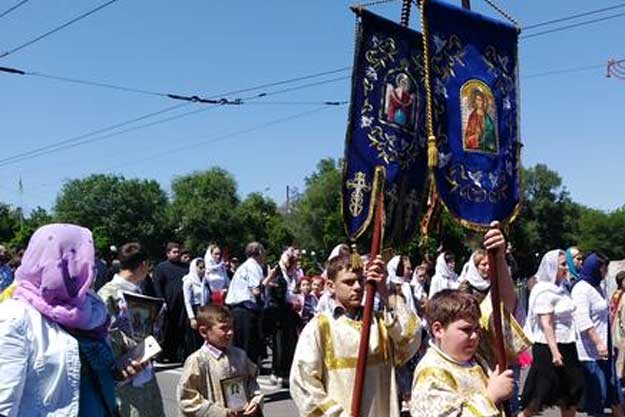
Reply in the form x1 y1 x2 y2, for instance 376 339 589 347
410 290 513 417
177 305 263 417
289 254 421 417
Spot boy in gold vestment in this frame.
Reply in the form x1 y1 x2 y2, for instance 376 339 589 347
411 290 513 417
289 254 421 417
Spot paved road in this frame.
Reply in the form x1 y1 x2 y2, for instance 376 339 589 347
156 364 578 417
156 362 298 417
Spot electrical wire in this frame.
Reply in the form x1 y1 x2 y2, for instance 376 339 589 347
523 64 604 79
522 10 625 39
0 0 120 58
523 3 625 31
0 0 31 18
0 75 350 168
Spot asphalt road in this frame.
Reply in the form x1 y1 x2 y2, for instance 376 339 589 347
155 363 585 417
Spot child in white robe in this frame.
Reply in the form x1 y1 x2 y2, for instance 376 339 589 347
290 254 421 417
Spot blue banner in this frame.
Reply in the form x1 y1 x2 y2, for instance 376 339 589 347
342 9 428 241
424 0 522 229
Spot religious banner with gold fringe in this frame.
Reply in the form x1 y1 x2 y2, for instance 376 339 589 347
342 8 428 242
420 0 522 230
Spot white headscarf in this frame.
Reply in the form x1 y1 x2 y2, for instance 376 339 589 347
182 258 203 286
459 252 490 291
428 252 459 298
524 249 568 341
386 255 417 313
328 243 350 262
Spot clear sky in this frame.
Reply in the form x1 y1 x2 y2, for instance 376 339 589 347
0 0 623 214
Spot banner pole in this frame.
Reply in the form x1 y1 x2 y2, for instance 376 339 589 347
350 188 384 417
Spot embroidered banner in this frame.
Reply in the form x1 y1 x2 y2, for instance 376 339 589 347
423 0 522 230
342 9 428 242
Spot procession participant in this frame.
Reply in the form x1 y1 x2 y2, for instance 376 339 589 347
265 249 300 388
428 251 459 298
98 242 166 417
177 305 263 417
520 250 583 417
153 242 189 363
289 254 421 417
204 244 229 305
0 244 14 293
565 247 583 285
0 224 142 416
387 255 417 314
311 275 325 300
296 276 317 326
410 290 514 417
182 258 207 359
572 253 624 417
611 271 625 380
225 241 277 365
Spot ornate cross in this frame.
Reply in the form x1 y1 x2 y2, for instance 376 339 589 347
346 171 372 217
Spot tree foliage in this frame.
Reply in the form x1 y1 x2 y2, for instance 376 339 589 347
287 158 345 258
54 174 170 258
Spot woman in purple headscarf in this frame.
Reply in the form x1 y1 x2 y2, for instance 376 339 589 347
0 224 140 417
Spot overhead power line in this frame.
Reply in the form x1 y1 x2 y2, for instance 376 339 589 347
523 3 625 30
0 0 31 18
0 64 351 104
0 74 350 168
522 9 625 39
0 0 120 58
523 63 604 79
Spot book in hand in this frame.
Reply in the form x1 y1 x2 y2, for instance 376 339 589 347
122 292 165 342
116 335 162 369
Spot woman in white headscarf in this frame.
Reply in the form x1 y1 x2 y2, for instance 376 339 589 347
203 244 229 305
387 255 417 314
428 251 458 298
182 258 206 359
519 250 583 417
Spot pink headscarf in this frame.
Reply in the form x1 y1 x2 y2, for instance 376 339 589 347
13 224 108 338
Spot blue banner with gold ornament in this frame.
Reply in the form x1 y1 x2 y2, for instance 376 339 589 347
422 0 522 230
342 9 428 242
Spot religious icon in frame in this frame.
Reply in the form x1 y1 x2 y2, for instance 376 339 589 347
381 71 418 132
461 79 498 154
221 376 248 412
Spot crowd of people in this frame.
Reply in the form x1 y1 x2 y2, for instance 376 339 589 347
0 222 624 417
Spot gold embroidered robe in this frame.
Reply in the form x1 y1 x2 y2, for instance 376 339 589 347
410 345 501 417
289 304 421 417
177 346 263 417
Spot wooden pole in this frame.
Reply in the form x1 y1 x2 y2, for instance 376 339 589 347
459 0 508 413
350 189 384 417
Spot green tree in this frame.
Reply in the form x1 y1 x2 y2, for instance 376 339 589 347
287 158 345 258
235 192 293 259
578 207 625 259
0 203 20 244
9 207 53 250
508 164 581 277
54 174 170 258
169 168 241 256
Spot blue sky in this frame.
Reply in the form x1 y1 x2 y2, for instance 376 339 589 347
0 0 623 213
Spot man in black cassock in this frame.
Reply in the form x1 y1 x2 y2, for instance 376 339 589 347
153 242 189 362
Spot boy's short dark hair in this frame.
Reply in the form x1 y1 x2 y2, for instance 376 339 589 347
166 242 180 253
118 242 148 271
426 289 481 331
326 255 363 282
616 271 625 289
197 305 232 329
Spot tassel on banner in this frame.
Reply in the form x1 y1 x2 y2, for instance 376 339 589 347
427 135 438 168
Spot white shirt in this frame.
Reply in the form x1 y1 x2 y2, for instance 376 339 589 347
525 283 577 344
205 262 229 292
182 278 204 319
571 280 609 361
0 299 81 417
225 257 263 306
428 274 459 298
